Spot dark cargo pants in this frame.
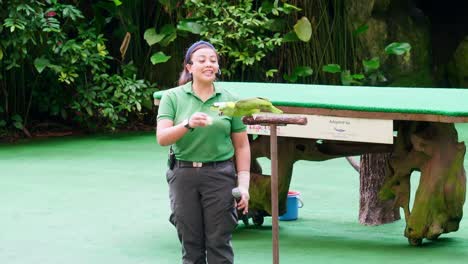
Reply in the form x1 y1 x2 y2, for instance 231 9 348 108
166 160 238 264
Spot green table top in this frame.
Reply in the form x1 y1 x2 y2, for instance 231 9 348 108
154 82 468 122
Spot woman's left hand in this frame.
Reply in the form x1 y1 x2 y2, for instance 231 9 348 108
236 189 249 215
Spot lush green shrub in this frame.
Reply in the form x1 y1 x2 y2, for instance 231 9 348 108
182 0 298 79
0 0 156 134
71 64 156 131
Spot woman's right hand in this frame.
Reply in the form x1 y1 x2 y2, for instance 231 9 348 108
188 112 212 128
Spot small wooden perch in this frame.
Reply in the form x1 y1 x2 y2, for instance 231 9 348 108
243 115 308 126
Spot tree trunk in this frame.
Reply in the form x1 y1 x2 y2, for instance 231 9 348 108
359 153 400 225
380 122 466 245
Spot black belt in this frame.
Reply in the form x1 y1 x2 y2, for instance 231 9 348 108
175 159 232 168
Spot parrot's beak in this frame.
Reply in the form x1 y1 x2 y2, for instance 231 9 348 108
212 102 225 116
213 102 226 107
210 105 223 116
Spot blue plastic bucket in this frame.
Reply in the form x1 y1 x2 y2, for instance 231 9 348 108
279 191 303 221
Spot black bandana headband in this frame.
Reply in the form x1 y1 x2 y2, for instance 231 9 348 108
184 40 216 64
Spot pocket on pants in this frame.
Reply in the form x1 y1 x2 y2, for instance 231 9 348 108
220 161 237 181
224 206 239 232
166 168 177 184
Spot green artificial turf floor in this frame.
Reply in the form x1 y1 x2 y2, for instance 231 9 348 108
2 125 468 264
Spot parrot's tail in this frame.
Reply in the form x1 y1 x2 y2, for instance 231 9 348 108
271 106 283 114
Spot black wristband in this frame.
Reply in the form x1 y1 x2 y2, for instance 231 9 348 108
184 119 194 131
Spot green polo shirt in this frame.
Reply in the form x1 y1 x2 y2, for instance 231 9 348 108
157 82 246 162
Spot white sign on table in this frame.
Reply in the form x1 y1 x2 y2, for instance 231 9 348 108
246 113 393 144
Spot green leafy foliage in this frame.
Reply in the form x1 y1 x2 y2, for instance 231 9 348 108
112 0 123 6
181 0 297 78
385 42 412 64
282 16 312 43
284 66 313 83
150 52 171 64
34 57 50 73
322 64 342 73
45 30 156 130
144 28 165 46
282 31 300 42
144 24 177 67
157 24 177 47
323 42 412 86
158 0 180 11
0 106 5 128
11 115 24 130
293 17 312 42
71 66 157 131
0 1 157 133
353 24 369 36
340 70 364 86
323 62 366 86
177 20 203 34
363 57 387 85
362 57 380 72
385 42 411 55
265 69 278 78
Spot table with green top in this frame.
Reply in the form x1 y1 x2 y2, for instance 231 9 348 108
154 82 468 245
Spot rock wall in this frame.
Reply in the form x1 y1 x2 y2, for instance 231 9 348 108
345 0 433 87
447 37 468 88
345 0 468 88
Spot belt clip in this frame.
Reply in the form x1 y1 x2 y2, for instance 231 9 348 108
193 162 203 168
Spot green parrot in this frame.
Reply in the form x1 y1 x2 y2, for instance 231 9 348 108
211 97 283 117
